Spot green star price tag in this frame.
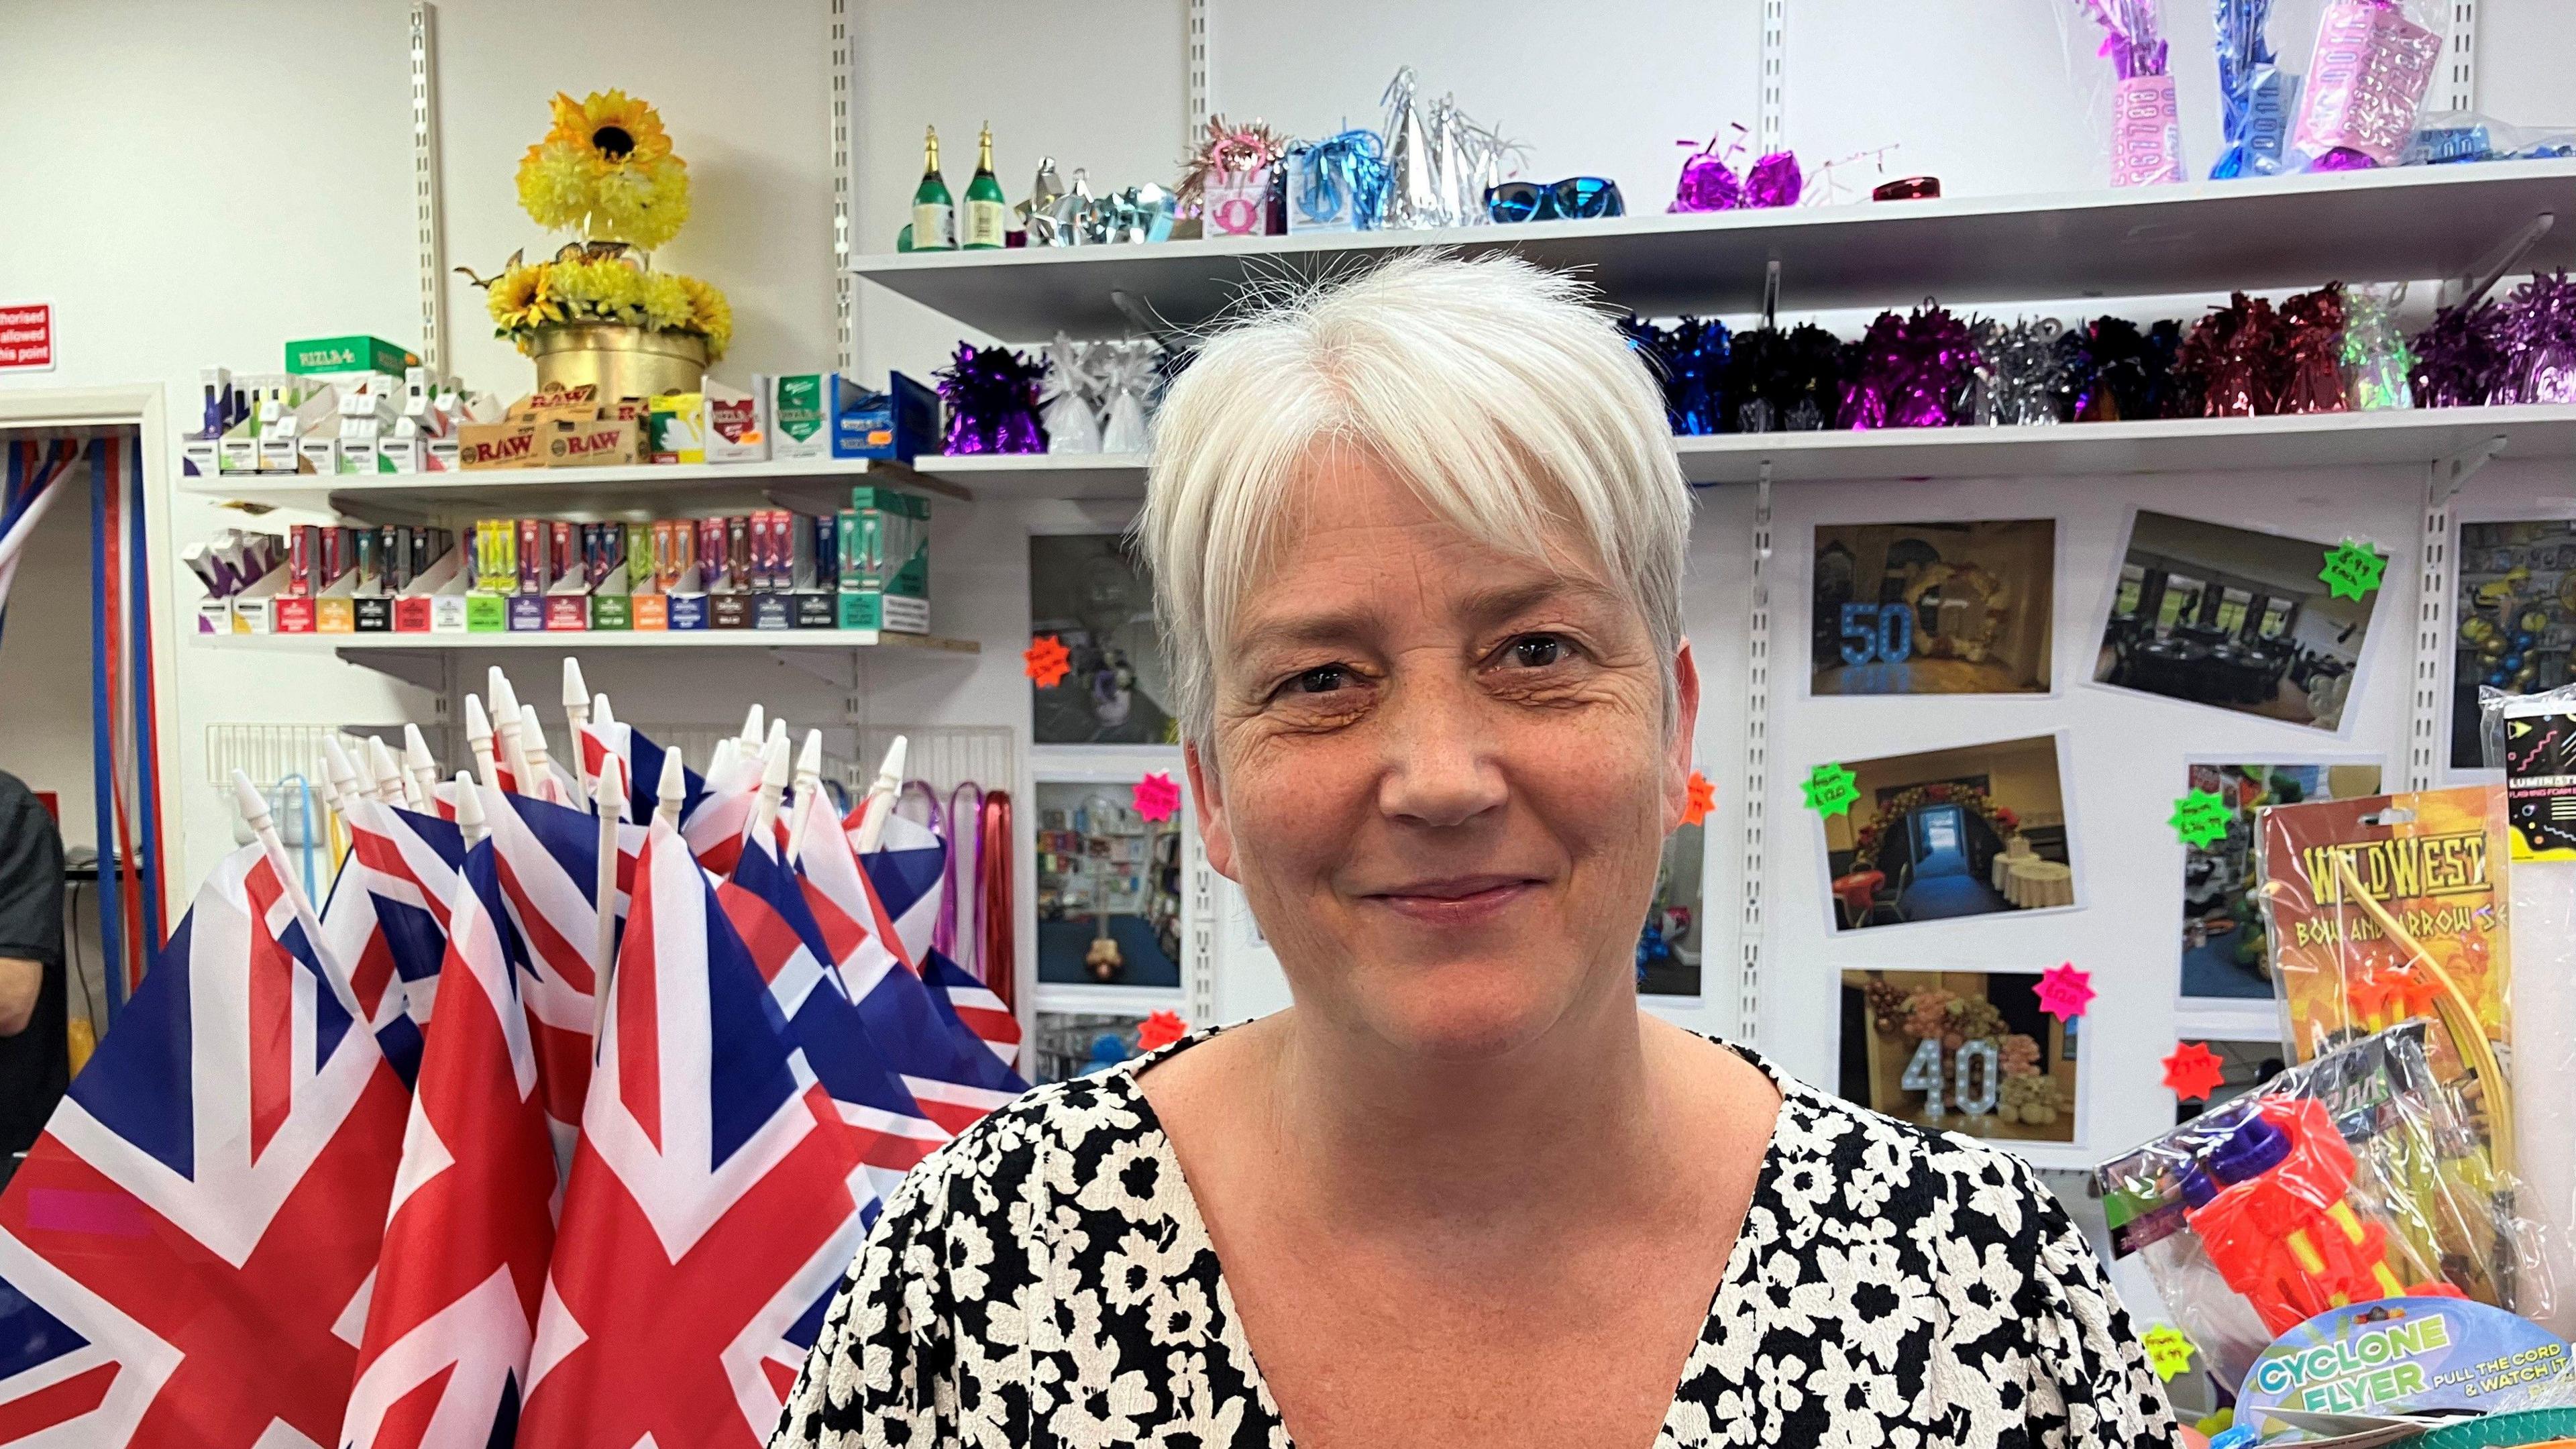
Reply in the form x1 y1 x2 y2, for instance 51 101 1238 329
2169 790 2232 849
2141 1324 2196 1383
1802 762 1860 818
2318 539 2387 601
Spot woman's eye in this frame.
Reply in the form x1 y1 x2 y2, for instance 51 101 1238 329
1507 634 1566 668
1290 664 1350 694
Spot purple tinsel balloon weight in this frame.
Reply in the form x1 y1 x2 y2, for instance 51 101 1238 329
935 341 1048 453
2408 300 2502 408
2497 271 2576 405
1745 152 1804 208
1672 150 1746 212
1838 305 1982 429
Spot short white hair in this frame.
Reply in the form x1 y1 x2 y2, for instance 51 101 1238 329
1138 252 1690 749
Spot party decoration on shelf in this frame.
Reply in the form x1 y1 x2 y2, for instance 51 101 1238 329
1039 334 1102 453
1178 115 1288 236
2410 295 2505 407
1019 156 1067 244
1972 317 2077 425
2342 284 2417 410
1093 339 1163 453
1837 305 1982 429
2210 0 2295 178
1872 176 1942 201
1287 128 1389 233
1801 761 1861 818
466 90 731 391
1030 167 1176 247
2292 0 2444 171
2319 538 2389 600
2063 315 2185 421
1746 152 1804 209
2141 1325 2198 1383
2176 292 2284 417
2170 790 2233 848
1683 771 1716 828
2276 282 2352 414
1430 96 1525 227
1621 315 1730 435
2162 1040 2226 1099
1724 323 1846 431
935 342 1047 453
2494 270 2576 405
1136 1010 1189 1053
1669 126 1805 213
1380 66 1443 229
1132 771 1180 824
2035 963 2096 1020
2079 0 2184 185
1024 634 1072 688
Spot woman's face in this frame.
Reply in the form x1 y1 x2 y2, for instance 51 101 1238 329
1187 454 1699 1060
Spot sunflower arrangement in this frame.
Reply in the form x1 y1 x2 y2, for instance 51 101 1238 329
466 90 731 360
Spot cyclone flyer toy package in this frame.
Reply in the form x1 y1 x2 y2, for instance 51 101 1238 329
2256 788 2510 1135
2094 1024 2560 1393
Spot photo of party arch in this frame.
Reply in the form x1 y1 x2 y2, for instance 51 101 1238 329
1810 519 2056 696
1821 734 2077 933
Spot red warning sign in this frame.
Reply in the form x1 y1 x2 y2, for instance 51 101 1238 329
0 305 54 371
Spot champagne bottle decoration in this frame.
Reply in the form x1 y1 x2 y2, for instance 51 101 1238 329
910 125 955 251
963 123 1009 249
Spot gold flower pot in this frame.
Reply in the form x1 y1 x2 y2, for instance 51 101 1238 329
528 323 707 402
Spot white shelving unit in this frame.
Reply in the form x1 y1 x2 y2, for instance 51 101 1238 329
903 407 2576 497
191 629 979 654
853 160 2576 339
177 455 969 521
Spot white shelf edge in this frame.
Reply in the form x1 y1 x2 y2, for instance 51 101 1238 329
189 630 979 654
175 453 972 504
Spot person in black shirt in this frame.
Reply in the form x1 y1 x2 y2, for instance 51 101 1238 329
0 771 67 1191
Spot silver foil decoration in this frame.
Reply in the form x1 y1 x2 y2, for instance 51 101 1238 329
1379 67 1444 229
1020 157 1065 245
1041 333 1103 453
1042 169 1175 248
1970 317 2074 427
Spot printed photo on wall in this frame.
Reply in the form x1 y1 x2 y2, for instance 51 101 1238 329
1641 822 1703 998
1839 969 2081 1145
1035 780 1182 989
1822 735 2074 932
1811 519 2055 696
2179 761 2383 1002
2175 1038 2290 1126
2094 511 2383 731
2450 519 2576 769
1033 1011 1160 1085
1030 533 1177 745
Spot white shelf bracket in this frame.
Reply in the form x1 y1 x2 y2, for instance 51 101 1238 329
830 0 856 376
1758 0 1788 155
2405 439 2500 792
1184 817 1217 1027
1732 462 1774 1042
1187 0 1211 143
2447 211 2555 311
409 3 447 377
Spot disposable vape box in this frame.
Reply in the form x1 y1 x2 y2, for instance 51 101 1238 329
704 376 768 463
590 594 632 631
466 594 507 632
180 437 221 479
710 594 751 629
727 516 751 592
543 595 588 631
794 592 837 629
836 589 930 633
274 596 317 633
752 593 795 630
353 597 393 632
297 434 338 475
316 598 356 633
340 437 382 474
517 519 547 593
698 519 730 589
631 592 668 631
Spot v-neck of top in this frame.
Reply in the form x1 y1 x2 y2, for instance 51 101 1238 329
1109 1029 1795 1445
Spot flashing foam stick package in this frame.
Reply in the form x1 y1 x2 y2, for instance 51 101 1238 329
2289 0 2448 172
2094 1023 2561 1393
2487 686 2576 1338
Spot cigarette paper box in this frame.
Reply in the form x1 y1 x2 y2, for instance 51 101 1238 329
459 421 539 469
830 372 937 462
647 393 706 465
704 377 768 463
285 335 415 377
543 415 641 468
771 374 836 460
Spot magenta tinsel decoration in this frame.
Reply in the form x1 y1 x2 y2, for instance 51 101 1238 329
1837 305 1983 429
2495 270 2576 405
1672 148 1746 212
2082 0 2171 79
2308 147 2377 171
1745 152 1804 208
2407 300 2502 409
934 341 1048 454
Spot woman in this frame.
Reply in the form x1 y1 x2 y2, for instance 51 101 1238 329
774 256 2176 1449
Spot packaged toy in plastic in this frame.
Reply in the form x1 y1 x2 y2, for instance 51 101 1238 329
2096 1023 2561 1391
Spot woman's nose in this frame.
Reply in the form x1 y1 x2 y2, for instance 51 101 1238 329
1373 675 1507 829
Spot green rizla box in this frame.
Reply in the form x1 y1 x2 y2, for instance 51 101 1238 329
285 335 417 376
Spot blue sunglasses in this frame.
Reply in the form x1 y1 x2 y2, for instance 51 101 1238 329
1485 177 1625 223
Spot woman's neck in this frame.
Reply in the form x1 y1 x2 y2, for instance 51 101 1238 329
1258 988 1678 1234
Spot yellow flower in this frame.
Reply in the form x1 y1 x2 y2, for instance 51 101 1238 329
516 139 599 232
545 256 645 324
676 274 733 360
639 271 691 331
484 263 564 334
545 89 672 167
589 155 690 252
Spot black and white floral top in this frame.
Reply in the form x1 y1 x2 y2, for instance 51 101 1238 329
772 1033 2177 1449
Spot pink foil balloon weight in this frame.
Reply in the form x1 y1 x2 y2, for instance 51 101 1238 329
1745 152 1804 207
1671 136 1746 213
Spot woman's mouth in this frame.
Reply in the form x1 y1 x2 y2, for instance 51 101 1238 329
1362 875 1542 925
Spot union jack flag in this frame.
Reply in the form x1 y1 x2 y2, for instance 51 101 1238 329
720 833 947 1210
793 796 1025 1135
515 817 869 1448
681 748 765 877
338 840 555 1449
318 797 462 1082
855 811 1024 1067
922 948 1023 1067
573 716 704 826
0 843 408 1445
480 788 641 1150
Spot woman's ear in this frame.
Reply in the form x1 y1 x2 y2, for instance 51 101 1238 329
1184 739 1240 882
1664 639 1703 831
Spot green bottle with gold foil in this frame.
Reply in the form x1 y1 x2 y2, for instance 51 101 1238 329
963 123 1009 249
910 126 955 251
